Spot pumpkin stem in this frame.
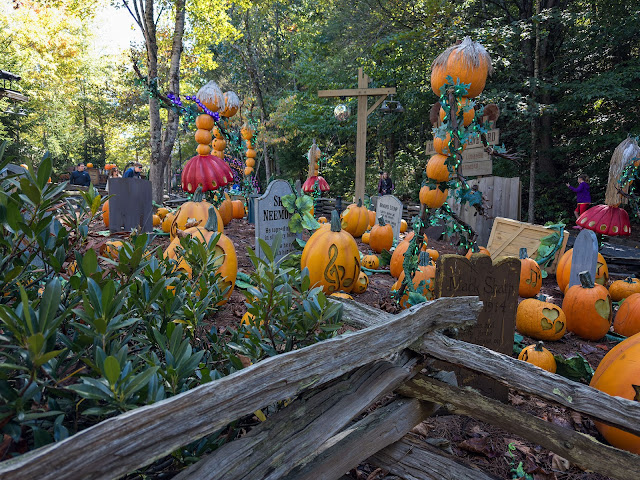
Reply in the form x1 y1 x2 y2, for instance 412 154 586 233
378 216 386 226
534 341 545 352
357 199 363 207
625 275 636 284
535 293 548 302
330 210 342 232
192 185 204 202
418 251 430 267
578 271 595 289
633 385 640 402
519 248 528 260
204 206 219 231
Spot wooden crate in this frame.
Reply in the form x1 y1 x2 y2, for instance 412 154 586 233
486 217 569 274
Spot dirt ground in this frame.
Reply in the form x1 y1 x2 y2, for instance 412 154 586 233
92 215 638 480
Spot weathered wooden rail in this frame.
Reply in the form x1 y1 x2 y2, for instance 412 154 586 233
1 296 639 480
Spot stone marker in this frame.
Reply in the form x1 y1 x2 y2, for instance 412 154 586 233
108 178 153 233
254 180 298 262
435 254 520 401
376 195 403 241
568 229 598 290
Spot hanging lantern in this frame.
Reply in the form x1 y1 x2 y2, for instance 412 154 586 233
334 104 350 122
196 81 224 112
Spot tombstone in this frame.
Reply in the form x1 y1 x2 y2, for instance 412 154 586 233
369 195 379 211
376 195 403 241
247 194 260 224
568 229 598 290
254 180 298 262
435 254 520 401
0 163 27 179
108 178 153 233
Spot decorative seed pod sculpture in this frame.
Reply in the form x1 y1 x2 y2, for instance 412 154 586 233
220 91 240 118
170 186 223 239
341 199 369 238
519 248 542 298
196 81 224 112
302 140 330 193
613 293 640 337
516 294 567 341
562 271 612 341
181 154 233 193
301 210 360 294
590 332 640 454
430 37 493 98
369 217 394 253
609 277 640 302
518 341 556 373
212 126 227 158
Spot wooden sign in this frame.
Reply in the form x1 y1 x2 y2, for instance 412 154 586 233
435 254 520 401
375 195 403 241
426 129 499 177
425 129 500 155
108 178 153 233
568 229 598 290
254 180 298 262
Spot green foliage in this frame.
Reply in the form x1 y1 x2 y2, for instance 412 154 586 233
281 191 320 233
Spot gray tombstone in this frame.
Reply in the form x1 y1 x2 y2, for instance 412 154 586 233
376 195 403 241
568 229 598 290
108 178 153 233
0 164 27 178
254 180 298 262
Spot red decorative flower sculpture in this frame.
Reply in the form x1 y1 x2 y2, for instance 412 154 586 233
181 154 233 193
302 175 330 193
577 204 631 236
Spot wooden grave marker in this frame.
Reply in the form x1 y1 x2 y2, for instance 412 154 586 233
375 195 403 241
568 229 598 290
435 254 520 401
108 178 153 233
254 180 298 262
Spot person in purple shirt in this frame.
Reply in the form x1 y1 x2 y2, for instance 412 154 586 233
566 174 591 227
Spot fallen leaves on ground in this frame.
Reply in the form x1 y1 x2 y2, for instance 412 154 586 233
457 436 499 458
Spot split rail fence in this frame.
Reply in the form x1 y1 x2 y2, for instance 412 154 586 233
1 297 639 480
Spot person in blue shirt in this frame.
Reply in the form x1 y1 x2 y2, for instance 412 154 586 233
69 163 91 187
123 162 143 178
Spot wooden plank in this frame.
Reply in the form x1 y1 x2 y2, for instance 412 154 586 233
370 435 500 480
0 297 482 480
490 224 526 256
399 375 640 480
317 87 396 98
175 353 421 479
508 178 521 220
366 94 389 116
418 332 640 437
282 398 437 480
340 302 640 436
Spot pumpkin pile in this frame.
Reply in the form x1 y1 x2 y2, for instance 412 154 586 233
392 251 436 309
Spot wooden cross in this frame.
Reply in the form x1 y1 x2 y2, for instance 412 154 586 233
318 68 396 203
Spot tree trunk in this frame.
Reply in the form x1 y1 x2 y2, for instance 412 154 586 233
527 0 540 224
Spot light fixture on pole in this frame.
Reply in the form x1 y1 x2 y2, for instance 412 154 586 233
380 95 404 115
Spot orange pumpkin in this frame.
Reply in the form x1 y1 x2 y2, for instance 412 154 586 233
170 187 223 239
433 132 468 156
300 210 361 294
102 201 109 228
195 113 215 130
426 154 452 182
519 248 542 298
352 271 369 294
245 158 256 168
218 193 233 226
390 231 417 279
241 123 254 140
419 185 448 209
369 216 393 253
613 293 640 337
341 200 369 238
156 207 170 219
516 295 566 341
197 144 211 156
361 255 379 270
439 97 475 127
431 37 492 98
162 213 175 233
556 249 608 293
86 162 94 168
195 129 213 145
609 277 640 302
361 231 370 244
393 252 436 309
562 271 612 341
99 240 123 260
465 246 490 258
368 210 376 228
518 342 556 373
231 200 246 219
400 219 408 233
425 248 439 262
318 216 328 224
152 215 161 227
244 167 254 176
590 332 640 454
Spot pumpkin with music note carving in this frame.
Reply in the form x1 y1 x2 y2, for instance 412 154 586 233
519 248 542 298
518 342 556 373
301 210 361 294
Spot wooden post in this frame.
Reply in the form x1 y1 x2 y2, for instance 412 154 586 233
318 68 396 203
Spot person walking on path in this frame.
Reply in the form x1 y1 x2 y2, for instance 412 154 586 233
566 174 591 227
123 162 143 179
378 171 394 195
69 163 91 187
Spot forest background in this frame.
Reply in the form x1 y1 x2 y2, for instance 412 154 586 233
1 0 639 224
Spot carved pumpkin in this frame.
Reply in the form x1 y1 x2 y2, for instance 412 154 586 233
519 248 542 298
556 248 608 293
300 210 361 294
170 187 223 239
613 293 640 337
218 193 233 226
330 292 353 300
369 217 393 253
353 271 369 294
341 199 369 238
439 97 475 127
562 271 612 341
162 213 175 233
609 277 640 302
156 207 170 219
426 154 452 182
102 201 109 228
431 37 493 98
164 206 237 302
181 154 233 194
361 255 380 270
152 214 161 227
361 232 370 244
420 185 448 209
518 341 556 373
231 200 245 219
590 332 640 454
394 252 436 309
516 295 566 341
